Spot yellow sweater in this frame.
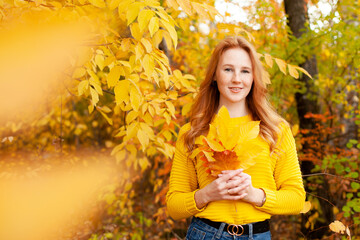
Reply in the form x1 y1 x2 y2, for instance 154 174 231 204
166 115 305 224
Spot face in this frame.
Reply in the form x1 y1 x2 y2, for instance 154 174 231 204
215 47 253 110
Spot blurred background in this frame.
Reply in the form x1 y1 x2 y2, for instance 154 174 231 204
0 0 359 239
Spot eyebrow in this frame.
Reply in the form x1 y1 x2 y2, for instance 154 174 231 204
221 64 252 70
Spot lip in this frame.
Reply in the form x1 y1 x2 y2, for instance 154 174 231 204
229 87 243 93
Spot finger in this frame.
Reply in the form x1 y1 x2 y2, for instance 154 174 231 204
226 178 243 188
221 169 243 174
225 193 247 201
228 183 250 194
225 175 241 181
235 173 251 184
218 169 243 181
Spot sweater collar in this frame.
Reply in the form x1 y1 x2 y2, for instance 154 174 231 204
228 114 252 126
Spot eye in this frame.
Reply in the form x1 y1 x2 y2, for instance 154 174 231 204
242 69 250 74
224 68 233 72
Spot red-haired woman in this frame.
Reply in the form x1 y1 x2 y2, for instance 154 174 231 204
166 36 305 239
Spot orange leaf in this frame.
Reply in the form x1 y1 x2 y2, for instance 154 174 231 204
203 151 216 163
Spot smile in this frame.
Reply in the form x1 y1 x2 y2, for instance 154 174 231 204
229 87 242 93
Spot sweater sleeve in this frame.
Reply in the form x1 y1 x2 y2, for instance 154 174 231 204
166 124 206 220
256 123 306 215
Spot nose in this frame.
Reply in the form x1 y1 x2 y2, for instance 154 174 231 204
232 71 242 83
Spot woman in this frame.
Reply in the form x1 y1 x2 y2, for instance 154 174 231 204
166 36 305 239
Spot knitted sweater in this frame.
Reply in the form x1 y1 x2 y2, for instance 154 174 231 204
166 115 305 224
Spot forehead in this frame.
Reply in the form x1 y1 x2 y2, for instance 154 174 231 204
218 47 252 67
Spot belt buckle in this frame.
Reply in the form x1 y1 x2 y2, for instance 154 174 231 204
227 224 244 236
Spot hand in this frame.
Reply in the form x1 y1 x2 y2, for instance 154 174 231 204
195 169 248 209
220 170 265 207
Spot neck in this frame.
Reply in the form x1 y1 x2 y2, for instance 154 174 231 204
217 101 249 118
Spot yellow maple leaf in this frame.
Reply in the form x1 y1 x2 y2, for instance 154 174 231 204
195 106 262 176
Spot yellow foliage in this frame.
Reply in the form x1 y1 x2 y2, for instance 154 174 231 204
288 64 299 79
78 80 89 96
107 66 123 88
275 58 287 75
160 19 177 49
126 2 143 25
148 17 159 37
138 9 155 33
176 0 192 15
264 53 273 68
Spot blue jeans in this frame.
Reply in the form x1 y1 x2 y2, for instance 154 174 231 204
186 217 271 240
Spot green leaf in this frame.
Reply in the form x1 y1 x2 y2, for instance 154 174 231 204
354 206 360 213
351 182 360 190
349 172 359 178
346 193 353 199
342 205 351 212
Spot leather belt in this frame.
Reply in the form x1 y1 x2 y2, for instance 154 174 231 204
196 217 270 236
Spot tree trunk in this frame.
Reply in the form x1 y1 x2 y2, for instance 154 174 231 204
284 0 333 238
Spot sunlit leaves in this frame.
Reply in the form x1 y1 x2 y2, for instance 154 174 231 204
275 58 287 75
114 80 130 105
288 64 299 79
73 68 86 78
130 22 142 40
258 53 313 81
107 66 123 88
90 87 99 105
129 86 142 111
264 53 273 68
160 19 177 49
97 106 113 125
1 0 199 237
138 9 155 33
126 2 143 25
78 80 89 96
148 17 159 37
177 0 192 15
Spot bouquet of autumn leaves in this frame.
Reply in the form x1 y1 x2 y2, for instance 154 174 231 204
190 106 264 176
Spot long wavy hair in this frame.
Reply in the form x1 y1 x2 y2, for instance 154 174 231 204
183 36 285 154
